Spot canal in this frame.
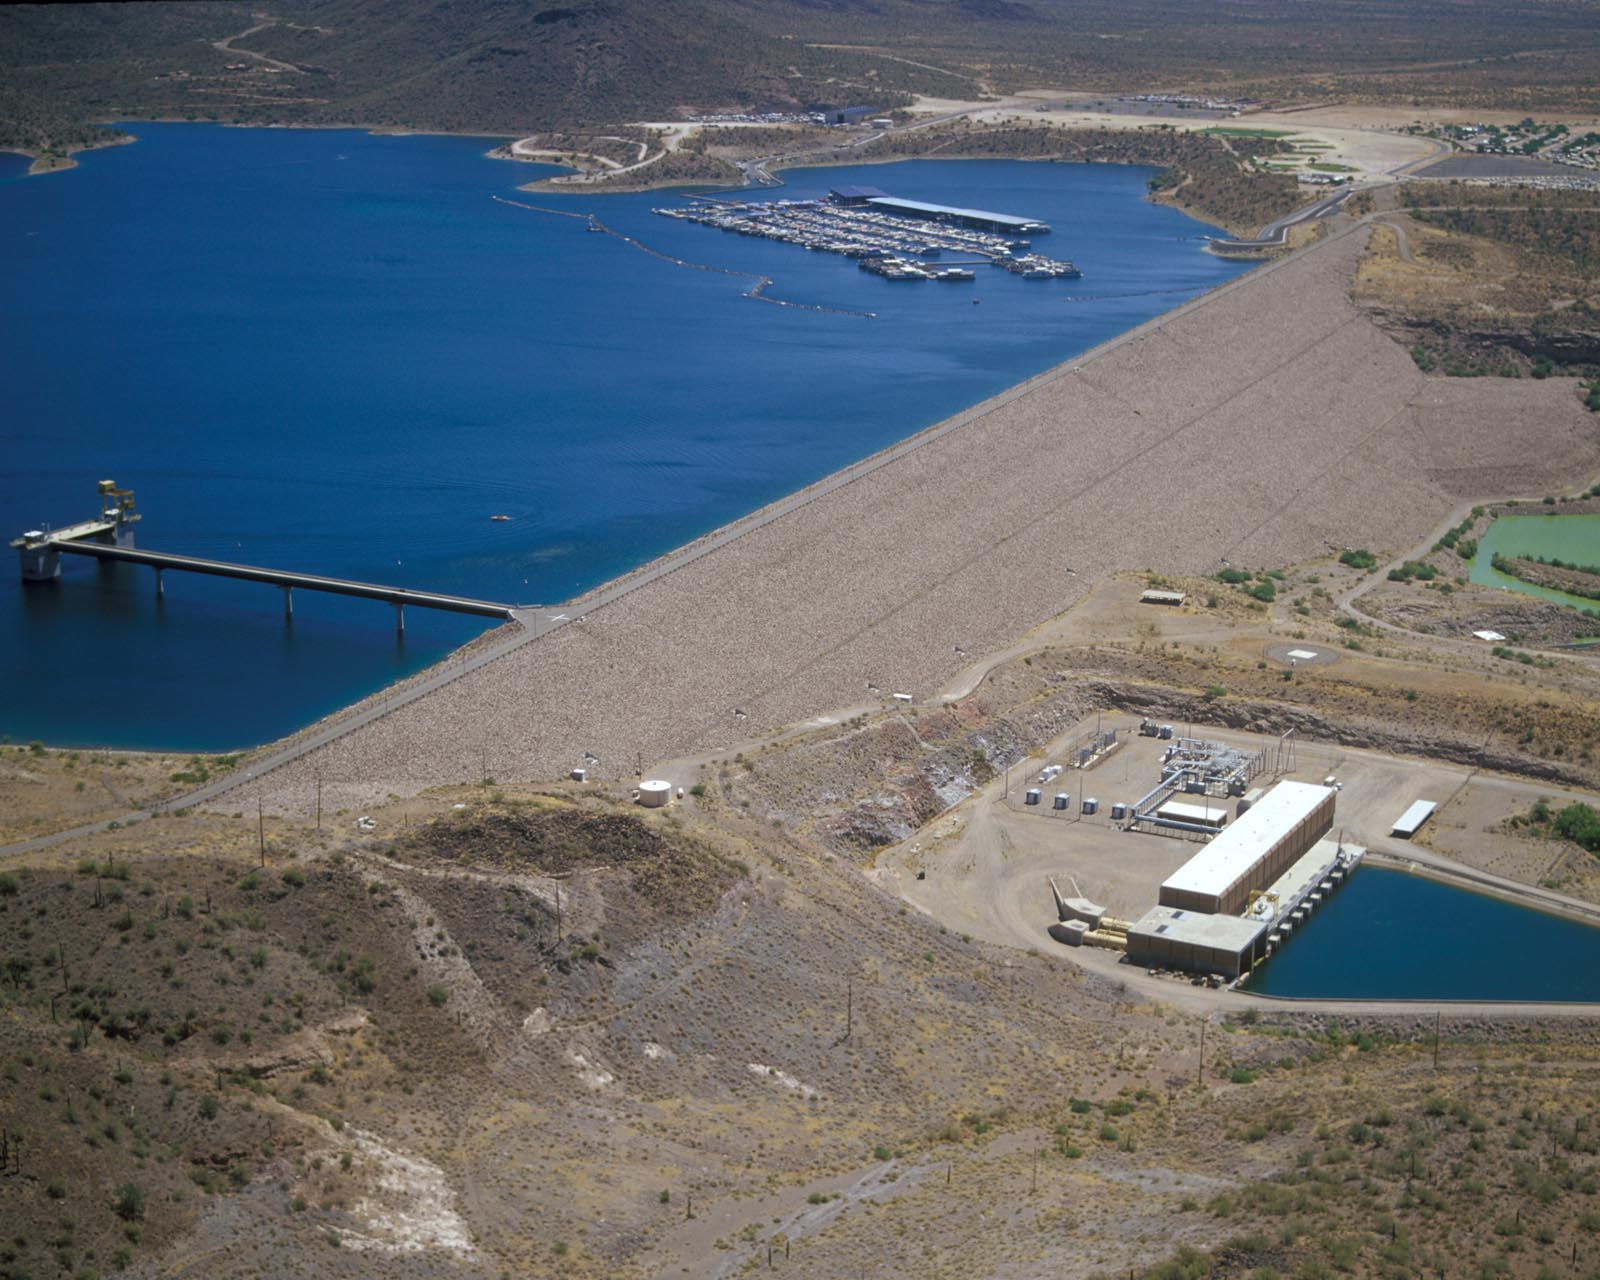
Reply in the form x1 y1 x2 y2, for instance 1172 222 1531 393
1244 865 1600 1002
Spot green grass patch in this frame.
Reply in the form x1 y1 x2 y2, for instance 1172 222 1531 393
1201 126 1296 138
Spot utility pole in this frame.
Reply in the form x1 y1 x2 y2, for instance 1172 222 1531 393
846 977 853 1042
1198 1020 1206 1086
316 775 322 831
258 797 265 866
1433 1010 1442 1070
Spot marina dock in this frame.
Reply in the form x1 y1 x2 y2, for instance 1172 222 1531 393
653 188 1081 282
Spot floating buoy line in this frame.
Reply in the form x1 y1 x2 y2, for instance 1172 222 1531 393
492 195 875 319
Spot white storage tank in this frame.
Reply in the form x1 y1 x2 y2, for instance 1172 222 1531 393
637 779 672 808
1110 802 1128 821
1025 788 1041 805
1053 793 1070 811
1081 798 1098 816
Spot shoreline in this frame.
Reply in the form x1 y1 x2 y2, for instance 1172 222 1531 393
8 133 1252 760
2 130 134 176
0 210 1502 770
8 210 1324 777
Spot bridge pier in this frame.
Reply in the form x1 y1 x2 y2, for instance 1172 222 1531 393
395 602 405 634
17 541 61 582
283 586 293 620
155 567 164 601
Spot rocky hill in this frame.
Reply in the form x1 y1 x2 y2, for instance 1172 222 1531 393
8 0 1600 161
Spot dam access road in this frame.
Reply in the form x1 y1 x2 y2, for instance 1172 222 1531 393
211 214 1598 822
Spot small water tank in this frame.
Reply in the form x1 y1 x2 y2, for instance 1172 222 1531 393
1081 798 1098 816
637 779 672 808
1110 802 1127 821
570 767 587 783
1158 725 1174 740
1025 788 1041 806
1052 793 1069 810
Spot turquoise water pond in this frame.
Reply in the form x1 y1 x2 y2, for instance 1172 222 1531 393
1471 512 1600 613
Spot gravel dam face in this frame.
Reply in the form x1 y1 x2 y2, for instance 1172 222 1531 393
242 225 1600 814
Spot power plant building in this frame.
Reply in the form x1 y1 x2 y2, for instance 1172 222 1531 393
1157 781 1335 915
1126 907 1266 979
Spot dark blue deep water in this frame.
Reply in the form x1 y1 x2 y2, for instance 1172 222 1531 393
1245 866 1600 1002
1 124 1251 750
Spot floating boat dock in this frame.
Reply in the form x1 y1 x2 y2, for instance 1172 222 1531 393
12 481 517 631
653 189 1080 282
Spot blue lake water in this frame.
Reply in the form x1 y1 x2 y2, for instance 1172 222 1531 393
1244 865 1600 1002
1 124 1253 751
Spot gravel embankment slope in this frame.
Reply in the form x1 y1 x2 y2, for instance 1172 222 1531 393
238 230 1600 814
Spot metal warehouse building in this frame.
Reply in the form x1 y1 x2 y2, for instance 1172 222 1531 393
1158 781 1335 916
862 196 1051 236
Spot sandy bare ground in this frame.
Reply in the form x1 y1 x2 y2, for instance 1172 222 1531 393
228 226 1600 817
910 92 1445 180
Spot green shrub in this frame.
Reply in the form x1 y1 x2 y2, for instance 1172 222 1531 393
1338 549 1378 570
113 1181 145 1221
426 983 449 1007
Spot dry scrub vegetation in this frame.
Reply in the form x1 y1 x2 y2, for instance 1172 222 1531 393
7 774 1600 1278
853 122 1308 236
11 548 1600 1280
1354 186 1600 377
0 744 241 844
